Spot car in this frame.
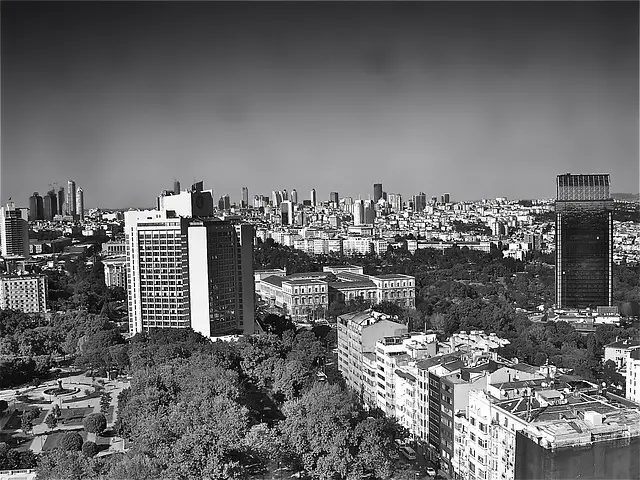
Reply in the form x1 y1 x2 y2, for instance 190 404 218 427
425 466 437 477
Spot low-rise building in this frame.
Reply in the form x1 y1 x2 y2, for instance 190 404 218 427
102 256 127 288
626 346 640 403
604 338 640 369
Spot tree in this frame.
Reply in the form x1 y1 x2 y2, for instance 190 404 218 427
36 450 96 480
81 441 98 458
45 412 58 430
83 413 107 436
60 432 84 452
100 391 112 416
20 408 40 434
0 400 7 413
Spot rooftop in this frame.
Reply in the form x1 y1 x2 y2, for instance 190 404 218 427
604 339 640 350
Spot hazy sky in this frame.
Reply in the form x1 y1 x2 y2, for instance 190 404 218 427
2 1 638 209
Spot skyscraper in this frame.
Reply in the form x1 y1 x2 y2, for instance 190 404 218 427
290 189 298 205
373 183 383 203
364 199 375 224
329 192 339 204
28 192 43 221
353 200 364 226
125 208 254 337
281 200 293 226
413 192 427 212
310 188 317 207
66 180 76 218
57 187 65 216
0 202 29 258
174 179 181 195
241 187 249 208
44 190 57 220
443 192 450 204
555 173 613 309
75 187 84 221
388 193 402 212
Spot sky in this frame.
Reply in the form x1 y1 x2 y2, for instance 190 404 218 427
1 1 638 209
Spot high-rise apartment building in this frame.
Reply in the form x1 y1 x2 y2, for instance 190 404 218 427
241 187 249 208
173 179 181 195
413 192 427 212
125 191 254 337
66 180 76 218
0 202 29 258
353 200 365 226
76 187 84 221
310 188 317 207
388 193 402 212
0 273 48 313
555 173 613 309
329 192 339 205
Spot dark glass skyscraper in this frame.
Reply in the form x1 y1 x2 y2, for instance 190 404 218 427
373 183 383 202
555 173 613 309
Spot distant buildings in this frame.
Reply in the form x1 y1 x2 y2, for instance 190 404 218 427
555 174 613 309
242 186 249 208
66 180 76 218
102 256 127 288
28 192 43 221
310 188 317 207
76 187 84 221
329 191 339 205
627 347 640 403
0 272 47 313
373 183 383 203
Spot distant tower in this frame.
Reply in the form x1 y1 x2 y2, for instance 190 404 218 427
57 187 65 216
174 179 181 195
555 173 613 309
291 189 298 205
0 202 29 258
310 188 317 207
443 192 450 204
76 187 84 221
282 189 288 201
66 180 76 218
44 190 57 220
373 183 383 203
28 192 43 221
281 200 293 226
329 192 339 205
364 200 375 224
241 187 249 208
353 200 364 226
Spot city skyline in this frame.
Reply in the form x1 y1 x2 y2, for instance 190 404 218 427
2 1 638 209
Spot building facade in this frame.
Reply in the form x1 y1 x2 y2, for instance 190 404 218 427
555 173 613 309
102 256 127 288
0 202 29 258
0 273 48 313
66 180 76 218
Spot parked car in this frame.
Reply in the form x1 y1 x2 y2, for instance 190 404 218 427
426 466 437 477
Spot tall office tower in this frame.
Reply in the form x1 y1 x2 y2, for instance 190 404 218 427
218 195 230 211
555 173 613 309
44 190 57 220
343 196 354 213
281 200 293 225
57 187 65 215
253 195 262 208
413 192 427 212
174 179 181 195
373 183 383 203
431 196 438 204
281 189 288 201
241 187 249 208
329 192 339 205
75 187 84 221
353 200 365 226
382 192 387 201
66 180 76 217
28 192 44 221
191 181 204 192
125 209 254 337
290 189 298 205
364 200 375 224
0 202 29 258
388 193 402 212
271 191 282 208
443 192 450 204
310 188 317 207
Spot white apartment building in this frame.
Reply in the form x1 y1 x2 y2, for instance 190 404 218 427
102 256 127 288
626 346 640 403
604 339 640 369
125 206 254 337
337 311 408 401
0 273 47 313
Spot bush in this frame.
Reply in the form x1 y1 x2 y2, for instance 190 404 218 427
59 432 83 452
81 440 98 458
84 389 92 396
83 413 106 435
0 400 8 413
